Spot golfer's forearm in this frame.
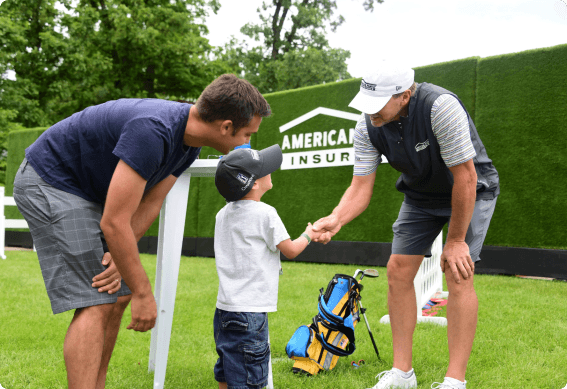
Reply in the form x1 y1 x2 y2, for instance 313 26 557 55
101 221 152 296
447 179 476 243
332 184 372 226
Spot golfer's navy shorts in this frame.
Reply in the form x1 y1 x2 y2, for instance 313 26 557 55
13 158 131 314
213 308 270 389
391 198 498 262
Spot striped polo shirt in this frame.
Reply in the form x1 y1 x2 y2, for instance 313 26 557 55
353 94 476 176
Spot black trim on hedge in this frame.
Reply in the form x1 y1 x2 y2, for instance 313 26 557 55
6 232 566 279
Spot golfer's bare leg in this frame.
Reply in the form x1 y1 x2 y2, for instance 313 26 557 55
64 303 115 389
219 382 228 389
95 295 132 389
445 269 477 381
387 254 424 372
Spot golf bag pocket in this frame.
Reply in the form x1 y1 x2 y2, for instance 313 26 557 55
286 325 314 359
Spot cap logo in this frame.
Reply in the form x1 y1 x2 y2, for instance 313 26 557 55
246 149 260 160
396 86 402 91
241 174 255 191
361 79 376 91
236 173 249 184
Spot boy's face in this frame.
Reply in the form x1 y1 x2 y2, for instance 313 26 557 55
256 174 273 193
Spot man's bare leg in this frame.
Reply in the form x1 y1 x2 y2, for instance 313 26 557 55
64 303 115 389
445 269 477 381
386 254 424 372
95 295 132 389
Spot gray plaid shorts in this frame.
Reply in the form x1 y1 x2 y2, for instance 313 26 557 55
13 158 131 314
391 198 498 262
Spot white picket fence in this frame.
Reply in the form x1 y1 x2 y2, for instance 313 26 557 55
380 231 448 326
0 186 33 259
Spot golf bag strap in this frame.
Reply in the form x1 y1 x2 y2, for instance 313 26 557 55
314 329 356 357
312 315 357 357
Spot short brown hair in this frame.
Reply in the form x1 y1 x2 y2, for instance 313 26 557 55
392 82 417 99
196 74 271 130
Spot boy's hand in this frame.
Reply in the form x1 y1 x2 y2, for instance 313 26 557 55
312 214 342 244
305 222 322 241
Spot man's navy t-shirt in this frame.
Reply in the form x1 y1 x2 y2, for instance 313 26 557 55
26 98 201 204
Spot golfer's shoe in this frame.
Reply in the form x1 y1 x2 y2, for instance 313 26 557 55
368 368 417 389
431 378 467 389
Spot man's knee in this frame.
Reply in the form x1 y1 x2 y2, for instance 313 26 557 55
445 269 476 297
387 254 422 286
116 294 131 308
112 295 131 316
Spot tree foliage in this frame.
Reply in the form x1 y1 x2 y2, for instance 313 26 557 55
216 0 383 93
0 0 225 128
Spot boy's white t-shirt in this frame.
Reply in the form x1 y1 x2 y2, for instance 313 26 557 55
214 200 290 312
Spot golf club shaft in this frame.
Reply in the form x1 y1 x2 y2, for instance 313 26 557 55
358 300 380 360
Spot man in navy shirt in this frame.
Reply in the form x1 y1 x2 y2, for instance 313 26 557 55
13 74 270 389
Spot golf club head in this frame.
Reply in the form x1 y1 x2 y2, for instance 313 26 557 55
363 269 379 278
359 268 379 281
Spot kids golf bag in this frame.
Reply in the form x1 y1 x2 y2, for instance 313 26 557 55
285 273 364 376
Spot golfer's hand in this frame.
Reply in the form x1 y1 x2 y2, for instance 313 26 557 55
440 240 474 284
312 214 342 244
92 252 122 294
127 293 157 332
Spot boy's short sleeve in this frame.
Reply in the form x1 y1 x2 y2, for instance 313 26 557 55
263 207 290 252
112 117 171 180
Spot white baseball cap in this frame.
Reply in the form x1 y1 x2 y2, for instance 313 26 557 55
348 63 415 114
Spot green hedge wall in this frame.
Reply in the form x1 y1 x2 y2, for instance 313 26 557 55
6 45 566 249
475 44 567 248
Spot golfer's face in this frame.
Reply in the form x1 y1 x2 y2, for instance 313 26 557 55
369 97 403 127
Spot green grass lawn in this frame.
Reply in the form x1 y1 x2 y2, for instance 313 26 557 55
1 251 566 388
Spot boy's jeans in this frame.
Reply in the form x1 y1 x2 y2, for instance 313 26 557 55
213 309 270 389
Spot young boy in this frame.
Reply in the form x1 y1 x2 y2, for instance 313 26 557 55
213 144 318 389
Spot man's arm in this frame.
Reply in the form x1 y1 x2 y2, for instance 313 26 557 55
313 172 376 244
92 174 178 295
131 174 178 240
442 159 477 283
100 160 160 332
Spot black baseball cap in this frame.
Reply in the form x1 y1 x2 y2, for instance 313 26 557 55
215 144 283 202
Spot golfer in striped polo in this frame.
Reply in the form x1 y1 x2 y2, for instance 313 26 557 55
313 62 499 389
12 74 270 389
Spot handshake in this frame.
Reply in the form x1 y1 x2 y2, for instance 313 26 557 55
302 213 342 245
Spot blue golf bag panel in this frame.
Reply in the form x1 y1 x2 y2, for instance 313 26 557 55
286 274 362 375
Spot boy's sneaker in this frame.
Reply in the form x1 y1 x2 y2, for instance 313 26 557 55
431 377 467 389
368 368 417 389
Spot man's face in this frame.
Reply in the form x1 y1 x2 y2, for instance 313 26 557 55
221 115 262 154
368 96 405 127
